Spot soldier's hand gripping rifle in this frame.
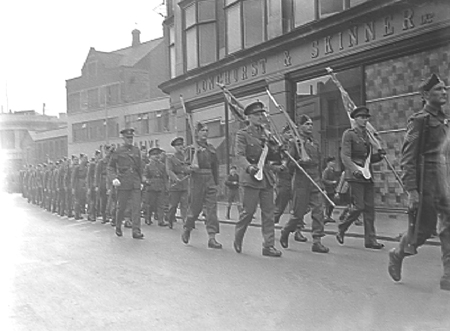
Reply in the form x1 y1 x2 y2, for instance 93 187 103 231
262 98 335 208
404 116 429 256
180 95 199 170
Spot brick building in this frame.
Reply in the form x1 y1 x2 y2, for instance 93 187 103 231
66 29 174 157
159 0 450 209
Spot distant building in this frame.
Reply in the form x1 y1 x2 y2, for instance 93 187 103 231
66 29 173 157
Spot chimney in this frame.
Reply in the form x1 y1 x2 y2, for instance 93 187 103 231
132 29 141 47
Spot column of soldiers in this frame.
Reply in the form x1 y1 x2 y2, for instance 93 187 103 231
18 73 450 290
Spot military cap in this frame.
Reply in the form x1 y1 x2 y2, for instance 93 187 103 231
49 161 54 165
230 165 237 170
419 73 444 92
95 150 101 155
103 144 111 151
325 156 336 163
71 154 77 160
55 161 60 165
63 156 68 161
120 127 135 137
171 136 184 146
79 153 86 158
43 163 47 167
244 101 266 116
298 114 312 125
148 147 163 155
350 106 370 119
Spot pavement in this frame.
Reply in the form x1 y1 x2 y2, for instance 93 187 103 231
215 202 441 246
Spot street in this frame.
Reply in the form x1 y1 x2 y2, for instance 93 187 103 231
1 193 450 331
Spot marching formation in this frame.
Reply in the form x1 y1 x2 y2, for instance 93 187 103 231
18 73 450 291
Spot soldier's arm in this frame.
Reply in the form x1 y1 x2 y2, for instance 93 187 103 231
341 131 359 174
94 162 101 188
71 167 77 188
165 156 178 182
235 130 251 172
211 149 219 185
107 153 118 181
401 116 422 192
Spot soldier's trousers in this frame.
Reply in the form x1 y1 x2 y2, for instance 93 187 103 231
96 186 108 221
146 190 165 223
59 188 66 216
116 189 141 233
235 185 275 248
274 185 291 224
166 190 188 223
74 188 86 218
338 181 376 244
107 188 117 223
184 173 219 235
65 189 73 217
284 179 325 239
88 188 97 220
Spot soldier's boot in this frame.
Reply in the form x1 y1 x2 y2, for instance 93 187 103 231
181 228 191 244
226 206 231 220
237 205 243 216
388 234 407 282
440 229 450 291
279 229 289 248
312 238 329 253
294 229 308 242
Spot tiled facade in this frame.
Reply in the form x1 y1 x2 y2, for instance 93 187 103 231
366 44 450 208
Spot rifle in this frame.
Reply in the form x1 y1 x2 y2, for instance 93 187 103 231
180 95 199 169
404 115 429 256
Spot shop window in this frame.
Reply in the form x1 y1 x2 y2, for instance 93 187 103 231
183 0 217 71
319 0 344 18
295 67 363 159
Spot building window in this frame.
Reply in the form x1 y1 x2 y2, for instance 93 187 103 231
319 0 344 18
72 123 87 143
68 92 81 113
293 0 316 27
183 0 217 71
88 88 99 109
225 0 267 55
169 25 176 78
106 84 120 106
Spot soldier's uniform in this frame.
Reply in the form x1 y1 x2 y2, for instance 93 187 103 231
224 166 242 220
322 156 338 222
43 163 52 211
279 114 329 253
389 74 450 290
233 101 282 257
108 128 144 238
58 160 67 216
95 148 111 223
64 156 75 218
181 122 221 248
87 152 101 221
143 148 168 227
336 106 384 249
166 137 189 228
71 155 88 220
51 162 60 213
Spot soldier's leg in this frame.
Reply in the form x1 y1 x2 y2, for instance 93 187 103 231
166 191 180 225
282 185 309 234
274 185 290 224
338 182 364 234
260 186 275 248
439 214 450 290
235 186 260 245
116 190 129 230
184 177 206 231
130 189 142 236
362 183 377 245
204 183 219 236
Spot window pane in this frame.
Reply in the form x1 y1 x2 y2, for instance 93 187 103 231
243 0 264 48
170 46 176 78
225 0 238 6
350 0 369 7
199 23 216 66
226 4 241 54
169 25 175 44
185 4 196 28
186 27 198 70
198 0 215 22
319 0 344 18
267 0 282 39
294 0 315 27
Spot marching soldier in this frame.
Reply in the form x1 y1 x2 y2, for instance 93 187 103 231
95 146 112 224
233 101 283 257
106 145 118 227
273 126 293 225
87 151 101 222
58 159 67 216
143 147 169 227
44 162 53 211
64 156 75 218
51 161 59 213
322 156 338 223
71 154 88 220
279 114 329 253
388 73 450 291
181 122 222 249
108 128 144 239
336 106 385 249
224 165 242 220
166 137 189 228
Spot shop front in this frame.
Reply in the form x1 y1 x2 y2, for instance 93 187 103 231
160 0 450 208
